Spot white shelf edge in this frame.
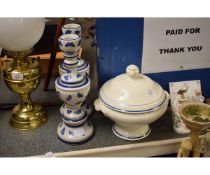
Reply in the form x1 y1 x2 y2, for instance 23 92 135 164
33 137 191 157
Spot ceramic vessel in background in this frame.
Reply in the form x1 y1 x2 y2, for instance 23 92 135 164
179 102 210 157
94 65 170 141
170 81 205 135
62 23 82 36
172 90 191 134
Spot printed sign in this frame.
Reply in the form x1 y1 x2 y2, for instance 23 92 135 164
141 18 210 73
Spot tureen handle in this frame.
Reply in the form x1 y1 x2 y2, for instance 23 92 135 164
94 99 102 111
126 65 141 79
94 99 109 116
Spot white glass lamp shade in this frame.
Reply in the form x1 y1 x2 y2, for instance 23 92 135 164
0 18 45 51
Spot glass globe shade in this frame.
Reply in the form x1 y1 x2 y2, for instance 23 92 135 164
0 18 45 52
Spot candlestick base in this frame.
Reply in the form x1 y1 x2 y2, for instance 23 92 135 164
57 121 94 143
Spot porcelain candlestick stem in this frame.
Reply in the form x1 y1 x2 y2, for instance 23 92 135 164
56 33 94 143
55 56 94 143
59 23 92 116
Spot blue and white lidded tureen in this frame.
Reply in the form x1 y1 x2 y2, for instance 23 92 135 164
94 65 170 141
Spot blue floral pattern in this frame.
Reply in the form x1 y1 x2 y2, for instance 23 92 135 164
74 109 81 114
75 30 80 35
77 93 83 98
61 127 65 135
69 131 74 137
66 70 71 73
67 109 72 114
65 42 75 47
58 40 63 46
64 75 71 80
66 95 72 101
65 30 72 34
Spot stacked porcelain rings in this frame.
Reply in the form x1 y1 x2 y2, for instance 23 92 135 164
55 23 94 143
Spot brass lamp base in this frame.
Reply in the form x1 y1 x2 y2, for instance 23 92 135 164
10 103 46 130
3 49 47 130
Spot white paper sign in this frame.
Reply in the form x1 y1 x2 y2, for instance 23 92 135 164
141 18 210 74
11 72 23 80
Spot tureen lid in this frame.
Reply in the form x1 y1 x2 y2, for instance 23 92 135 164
99 65 166 113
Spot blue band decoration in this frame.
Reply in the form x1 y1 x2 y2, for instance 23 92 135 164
56 76 89 89
99 94 166 113
62 112 87 122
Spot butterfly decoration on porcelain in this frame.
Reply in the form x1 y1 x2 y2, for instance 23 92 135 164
55 73 90 106
55 25 94 143
58 34 81 56
62 23 82 37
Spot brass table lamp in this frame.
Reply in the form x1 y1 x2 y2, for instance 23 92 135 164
0 18 47 130
178 102 210 157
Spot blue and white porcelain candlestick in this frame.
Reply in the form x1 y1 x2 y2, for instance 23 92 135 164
55 34 94 143
59 23 92 116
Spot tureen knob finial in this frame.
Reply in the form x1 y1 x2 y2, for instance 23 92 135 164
126 65 140 79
